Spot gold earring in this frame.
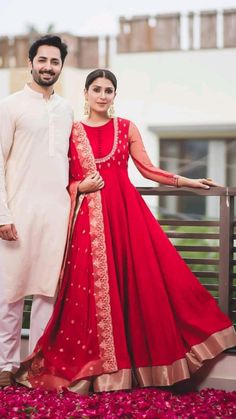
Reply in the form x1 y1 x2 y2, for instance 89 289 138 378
108 104 115 118
84 100 89 116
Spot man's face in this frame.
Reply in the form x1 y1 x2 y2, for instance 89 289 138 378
30 45 63 87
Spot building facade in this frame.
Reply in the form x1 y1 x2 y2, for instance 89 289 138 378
1 8 236 218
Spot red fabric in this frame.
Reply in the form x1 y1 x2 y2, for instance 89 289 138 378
25 118 233 390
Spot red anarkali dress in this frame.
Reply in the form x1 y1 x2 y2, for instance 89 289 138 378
19 118 236 392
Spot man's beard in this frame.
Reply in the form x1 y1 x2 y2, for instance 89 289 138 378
32 69 60 87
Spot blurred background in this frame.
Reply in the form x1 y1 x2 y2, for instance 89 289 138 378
1 0 236 218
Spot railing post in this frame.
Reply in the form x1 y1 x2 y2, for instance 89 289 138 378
218 191 234 315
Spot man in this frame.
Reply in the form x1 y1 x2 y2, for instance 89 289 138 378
0 35 73 387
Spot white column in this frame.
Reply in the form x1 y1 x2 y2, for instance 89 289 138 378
145 130 160 216
193 12 201 50
106 35 117 69
98 37 107 68
216 10 224 49
180 13 189 50
206 140 226 218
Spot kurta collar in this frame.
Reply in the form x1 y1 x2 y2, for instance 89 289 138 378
24 83 56 101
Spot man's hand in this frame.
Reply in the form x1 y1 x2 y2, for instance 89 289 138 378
0 224 18 241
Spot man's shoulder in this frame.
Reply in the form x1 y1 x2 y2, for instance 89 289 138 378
0 89 24 106
0 90 25 117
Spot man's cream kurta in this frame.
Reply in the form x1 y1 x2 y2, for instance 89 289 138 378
0 84 73 303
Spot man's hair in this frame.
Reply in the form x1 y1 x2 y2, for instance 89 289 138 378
28 35 68 65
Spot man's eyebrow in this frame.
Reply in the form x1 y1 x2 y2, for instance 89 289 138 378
37 56 60 61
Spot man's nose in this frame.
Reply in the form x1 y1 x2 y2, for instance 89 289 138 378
43 61 53 70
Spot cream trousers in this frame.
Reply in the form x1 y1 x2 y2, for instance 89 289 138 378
0 294 54 373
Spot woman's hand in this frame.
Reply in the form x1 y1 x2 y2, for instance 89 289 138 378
78 172 105 194
177 176 220 189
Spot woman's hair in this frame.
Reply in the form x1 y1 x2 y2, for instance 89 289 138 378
85 69 117 91
28 35 68 65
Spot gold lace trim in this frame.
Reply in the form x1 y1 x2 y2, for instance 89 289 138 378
95 117 118 163
71 122 117 372
79 118 118 164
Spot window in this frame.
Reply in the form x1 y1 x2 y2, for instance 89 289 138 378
160 139 208 217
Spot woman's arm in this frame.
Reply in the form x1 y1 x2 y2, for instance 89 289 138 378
129 122 218 189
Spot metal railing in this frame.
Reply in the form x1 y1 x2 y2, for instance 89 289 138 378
138 186 236 325
22 186 236 331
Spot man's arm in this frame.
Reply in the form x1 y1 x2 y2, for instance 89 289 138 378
0 100 18 241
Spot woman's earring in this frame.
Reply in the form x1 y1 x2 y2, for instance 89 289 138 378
108 104 115 118
84 100 89 116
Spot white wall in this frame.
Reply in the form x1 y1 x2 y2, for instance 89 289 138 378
108 47 236 212
1 46 236 204
0 69 10 99
113 48 236 126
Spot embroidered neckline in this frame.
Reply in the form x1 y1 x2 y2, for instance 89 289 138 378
79 118 118 164
81 119 113 128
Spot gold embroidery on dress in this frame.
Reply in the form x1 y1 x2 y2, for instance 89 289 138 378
94 118 118 164
71 122 117 372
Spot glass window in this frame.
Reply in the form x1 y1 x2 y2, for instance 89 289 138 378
160 139 208 217
227 139 236 187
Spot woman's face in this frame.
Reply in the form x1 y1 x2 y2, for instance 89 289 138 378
85 77 116 115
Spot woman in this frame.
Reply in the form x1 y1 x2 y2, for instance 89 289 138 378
18 69 236 393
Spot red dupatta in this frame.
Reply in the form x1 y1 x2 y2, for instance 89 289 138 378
65 122 118 373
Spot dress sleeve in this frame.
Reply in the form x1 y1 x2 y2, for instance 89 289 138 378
128 121 178 186
67 125 84 199
0 101 15 225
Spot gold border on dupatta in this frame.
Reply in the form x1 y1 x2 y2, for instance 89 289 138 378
71 121 118 372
